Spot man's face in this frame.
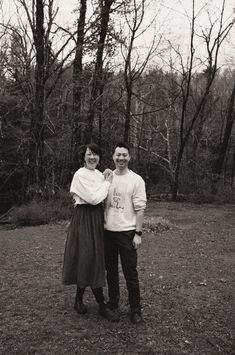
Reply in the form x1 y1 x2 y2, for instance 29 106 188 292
113 147 130 170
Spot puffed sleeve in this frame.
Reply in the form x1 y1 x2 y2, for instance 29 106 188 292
70 170 110 205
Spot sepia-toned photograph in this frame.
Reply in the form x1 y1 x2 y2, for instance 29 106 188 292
0 0 234 354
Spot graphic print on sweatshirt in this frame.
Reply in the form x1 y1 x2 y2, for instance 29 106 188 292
109 185 126 212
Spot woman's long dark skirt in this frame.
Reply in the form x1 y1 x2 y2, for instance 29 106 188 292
62 203 105 288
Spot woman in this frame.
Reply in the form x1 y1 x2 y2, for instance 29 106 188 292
62 143 113 319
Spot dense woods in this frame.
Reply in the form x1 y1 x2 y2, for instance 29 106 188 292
0 0 235 213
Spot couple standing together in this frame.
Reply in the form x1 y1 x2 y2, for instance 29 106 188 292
62 142 147 324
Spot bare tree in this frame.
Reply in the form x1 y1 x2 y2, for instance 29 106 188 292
1 0 77 197
121 0 157 145
169 0 235 200
27 0 45 192
83 0 116 144
212 77 235 183
71 0 87 171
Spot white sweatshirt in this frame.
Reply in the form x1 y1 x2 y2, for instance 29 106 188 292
70 167 110 205
104 169 147 231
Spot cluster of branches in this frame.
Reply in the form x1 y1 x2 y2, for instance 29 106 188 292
0 0 234 209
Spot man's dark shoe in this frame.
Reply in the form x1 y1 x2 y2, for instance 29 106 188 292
130 311 143 324
99 303 120 322
74 302 88 314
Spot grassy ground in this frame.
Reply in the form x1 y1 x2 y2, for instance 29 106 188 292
0 202 234 355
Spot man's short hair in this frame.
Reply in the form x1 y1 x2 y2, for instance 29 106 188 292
114 142 130 154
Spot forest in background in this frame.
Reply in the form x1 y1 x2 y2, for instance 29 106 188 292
0 0 235 214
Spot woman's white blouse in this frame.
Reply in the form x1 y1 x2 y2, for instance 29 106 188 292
70 167 110 205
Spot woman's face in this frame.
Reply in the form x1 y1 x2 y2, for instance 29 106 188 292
84 148 100 170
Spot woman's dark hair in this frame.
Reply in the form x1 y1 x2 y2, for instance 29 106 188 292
82 143 102 161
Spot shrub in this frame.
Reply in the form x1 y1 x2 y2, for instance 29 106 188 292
10 190 73 227
213 185 235 204
189 183 235 204
11 201 51 226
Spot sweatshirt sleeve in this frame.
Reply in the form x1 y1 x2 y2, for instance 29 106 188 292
132 177 147 211
70 171 110 205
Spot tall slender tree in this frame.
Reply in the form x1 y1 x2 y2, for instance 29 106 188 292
71 0 87 171
84 0 115 144
27 0 45 193
122 0 156 145
213 78 235 182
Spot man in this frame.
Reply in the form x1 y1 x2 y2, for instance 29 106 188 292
104 142 147 324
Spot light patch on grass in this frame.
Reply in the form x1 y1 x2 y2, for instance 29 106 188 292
143 216 172 233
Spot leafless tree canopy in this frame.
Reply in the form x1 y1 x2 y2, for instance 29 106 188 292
0 0 234 208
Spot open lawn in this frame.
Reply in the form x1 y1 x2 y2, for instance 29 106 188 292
0 202 234 355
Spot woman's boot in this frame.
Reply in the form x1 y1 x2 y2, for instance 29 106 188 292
74 287 87 314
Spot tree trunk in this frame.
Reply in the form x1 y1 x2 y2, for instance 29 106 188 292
84 0 114 144
27 0 45 196
231 148 235 188
123 86 132 143
171 146 184 201
98 84 104 146
213 80 235 177
71 0 87 171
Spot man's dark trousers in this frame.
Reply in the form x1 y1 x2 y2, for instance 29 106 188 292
104 230 141 312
